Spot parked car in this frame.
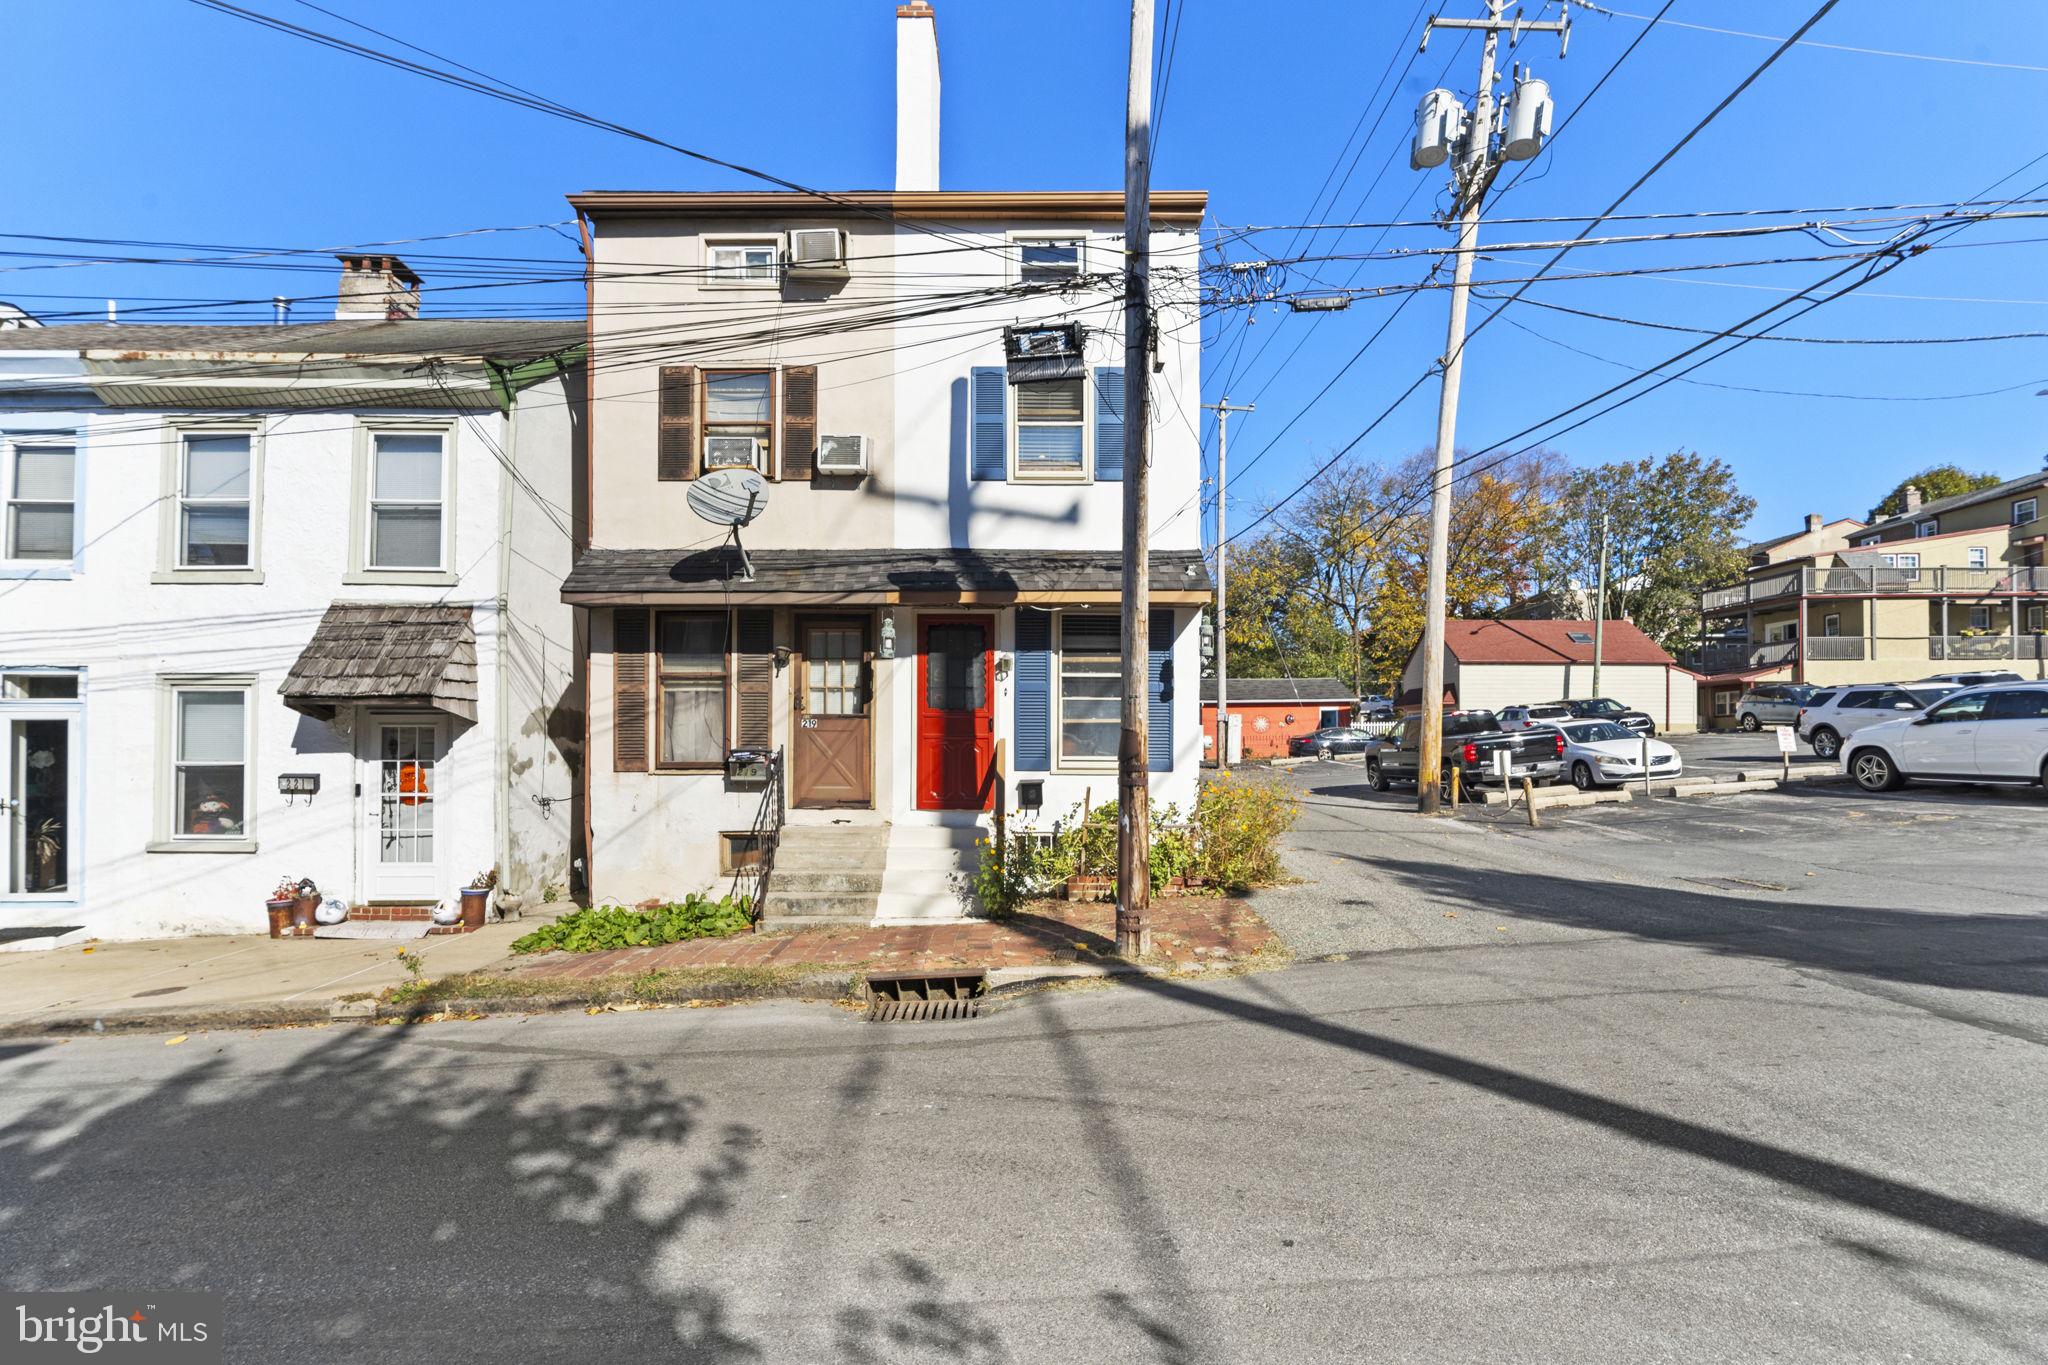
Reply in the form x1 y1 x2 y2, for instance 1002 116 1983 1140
1367 710 1564 793
1735 683 1820 731
1555 697 1657 736
1289 726 1376 758
1841 682 2048 792
1916 669 2024 687
1358 700 1396 723
1795 682 1956 760
1498 702 1574 731
1556 719 1683 790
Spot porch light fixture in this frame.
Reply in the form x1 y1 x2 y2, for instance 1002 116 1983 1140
772 644 792 671
995 653 1012 682
879 613 897 660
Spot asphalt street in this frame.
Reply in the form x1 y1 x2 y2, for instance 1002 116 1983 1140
3 744 2045 1362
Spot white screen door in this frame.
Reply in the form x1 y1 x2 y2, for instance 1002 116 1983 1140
362 716 444 902
4 708 80 902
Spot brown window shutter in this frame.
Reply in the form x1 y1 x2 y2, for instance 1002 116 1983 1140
734 609 774 751
657 366 699 481
781 365 817 481
613 608 651 772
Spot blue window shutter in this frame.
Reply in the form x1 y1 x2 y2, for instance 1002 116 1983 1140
1014 608 1052 771
971 366 1008 481
1148 608 1174 772
1094 366 1125 482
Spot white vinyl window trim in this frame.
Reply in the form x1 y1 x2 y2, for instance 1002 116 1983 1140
2014 497 2038 526
1055 613 1120 771
1915 519 1939 538
151 677 257 853
155 424 263 582
706 239 781 284
1969 546 1989 569
2 437 76 563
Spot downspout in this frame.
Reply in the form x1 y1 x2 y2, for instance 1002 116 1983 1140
577 206 596 904
494 382 519 914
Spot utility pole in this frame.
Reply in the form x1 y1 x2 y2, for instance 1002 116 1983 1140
1117 0 1154 960
1591 506 1609 696
1205 397 1254 771
1410 0 1567 815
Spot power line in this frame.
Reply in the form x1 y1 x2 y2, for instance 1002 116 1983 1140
1569 1 2048 75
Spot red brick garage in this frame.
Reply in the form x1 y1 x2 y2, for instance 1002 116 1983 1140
1201 677 1355 760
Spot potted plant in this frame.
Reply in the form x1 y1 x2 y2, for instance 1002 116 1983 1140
290 876 321 937
266 876 297 940
460 868 497 930
29 819 62 893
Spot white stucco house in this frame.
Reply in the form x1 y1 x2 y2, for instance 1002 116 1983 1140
564 1 1211 922
0 262 585 940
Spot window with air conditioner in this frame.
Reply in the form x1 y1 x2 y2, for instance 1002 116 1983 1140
703 371 773 472
787 228 848 276
706 240 780 283
816 435 869 476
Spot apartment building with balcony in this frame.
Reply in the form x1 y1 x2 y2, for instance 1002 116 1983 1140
1691 474 2048 727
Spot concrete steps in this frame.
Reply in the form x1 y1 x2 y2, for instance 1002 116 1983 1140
759 825 887 928
876 820 986 925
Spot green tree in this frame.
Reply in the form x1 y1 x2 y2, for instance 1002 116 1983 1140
1547 451 1756 654
1869 464 2004 519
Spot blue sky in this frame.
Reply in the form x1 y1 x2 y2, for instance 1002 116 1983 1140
5 0 2043 541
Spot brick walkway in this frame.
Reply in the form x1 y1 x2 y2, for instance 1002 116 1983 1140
509 894 1281 981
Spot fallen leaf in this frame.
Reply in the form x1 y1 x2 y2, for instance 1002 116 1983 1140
1494 926 1508 933
1442 911 1457 918
585 1006 602 1015
80 946 95 954
1072 941 1090 951
164 1035 187 1046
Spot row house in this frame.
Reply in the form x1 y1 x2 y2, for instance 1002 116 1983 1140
563 2 1210 922
1692 472 2048 726
0 261 584 937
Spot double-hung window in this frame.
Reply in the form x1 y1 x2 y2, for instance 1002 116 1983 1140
178 434 252 568
1969 605 1993 632
657 612 727 768
2015 497 2039 527
707 241 779 282
4 440 74 561
367 432 447 569
702 371 774 473
169 684 250 844
1015 377 1086 479
1969 546 1989 569
1916 519 1939 538
1018 237 1083 284
1058 614 1121 766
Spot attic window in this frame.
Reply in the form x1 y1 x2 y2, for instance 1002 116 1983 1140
1566 631 1594 645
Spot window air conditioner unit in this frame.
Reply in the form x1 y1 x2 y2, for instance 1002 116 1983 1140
786 228 849 277
816 434 870 476
1003 321 1086 384
703 435 761 470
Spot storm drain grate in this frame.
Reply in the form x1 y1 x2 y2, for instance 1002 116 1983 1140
865 969 987 1023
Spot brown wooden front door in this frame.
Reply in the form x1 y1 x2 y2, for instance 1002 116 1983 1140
792 616 872 808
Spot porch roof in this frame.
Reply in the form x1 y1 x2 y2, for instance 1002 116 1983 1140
560 547 1214 606
280 603 478 722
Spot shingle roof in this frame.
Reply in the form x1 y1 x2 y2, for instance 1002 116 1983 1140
0 318 582 361
1199 676 1352 704
1442 619 1676 667
561 547 1213 601
280 603 478 722
1861 469 2048 535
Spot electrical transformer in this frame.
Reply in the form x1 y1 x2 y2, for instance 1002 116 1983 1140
1501 77 1554 162
1409 88 1465 171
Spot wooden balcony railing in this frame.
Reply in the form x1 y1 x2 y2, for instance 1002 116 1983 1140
1702 564 2048 612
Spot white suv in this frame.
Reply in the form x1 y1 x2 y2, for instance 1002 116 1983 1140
1842 681 2048 792
1796 682 1956 760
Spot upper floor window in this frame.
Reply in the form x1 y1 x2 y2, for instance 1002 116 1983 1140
179 434 252 568
707 240 779 283
2014 497 2038 526
703 371 774 473
1018 237 1083 284
1915 519 1938 538
4 440 74 561
1969 546 1989 569
1015 377 1086 479
367 432 447 570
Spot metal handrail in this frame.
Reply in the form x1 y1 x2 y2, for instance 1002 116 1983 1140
731 746 785 923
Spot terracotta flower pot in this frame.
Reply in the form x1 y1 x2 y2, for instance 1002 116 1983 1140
459 887 490 930
265 898 293 939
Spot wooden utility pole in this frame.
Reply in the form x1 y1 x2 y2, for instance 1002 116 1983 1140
1591 505 1609 696
1205 397 1254 771
1116 0 1154 959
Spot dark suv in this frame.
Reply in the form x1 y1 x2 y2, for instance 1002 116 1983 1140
1554 697 1655 737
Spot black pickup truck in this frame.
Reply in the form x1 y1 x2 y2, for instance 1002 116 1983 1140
1365 709 1564 793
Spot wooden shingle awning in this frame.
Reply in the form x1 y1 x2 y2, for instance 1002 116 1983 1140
281 603 478 722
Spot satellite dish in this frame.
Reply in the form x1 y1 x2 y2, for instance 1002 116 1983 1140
687 467 769 527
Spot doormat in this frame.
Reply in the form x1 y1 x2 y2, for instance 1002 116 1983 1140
314 921 433 941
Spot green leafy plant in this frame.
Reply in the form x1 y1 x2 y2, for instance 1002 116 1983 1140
1193 771 1300 890
510 894 752 954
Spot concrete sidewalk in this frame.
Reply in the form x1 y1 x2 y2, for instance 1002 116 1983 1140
0 923 528 1036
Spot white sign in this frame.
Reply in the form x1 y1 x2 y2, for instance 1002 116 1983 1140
1775 725 1797 754
1491 748 1512 779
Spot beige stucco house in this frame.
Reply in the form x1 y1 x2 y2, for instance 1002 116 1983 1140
563 4 1209 922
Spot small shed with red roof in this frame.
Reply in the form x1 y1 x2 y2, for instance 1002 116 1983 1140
1399 619 1695 732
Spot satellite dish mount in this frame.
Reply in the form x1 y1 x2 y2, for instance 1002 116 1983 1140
685 467 771 582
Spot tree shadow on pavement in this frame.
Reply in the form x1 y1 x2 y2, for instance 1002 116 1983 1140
0 1027 759 1364
1112 971 2048 1270
1352 854 2048 1003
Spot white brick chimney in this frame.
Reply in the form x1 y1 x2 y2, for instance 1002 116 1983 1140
895 1 940 191
335 254 422 321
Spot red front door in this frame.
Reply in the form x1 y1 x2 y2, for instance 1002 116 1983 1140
917 616 994 810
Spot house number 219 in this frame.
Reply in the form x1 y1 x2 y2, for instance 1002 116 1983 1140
800 716 819 729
